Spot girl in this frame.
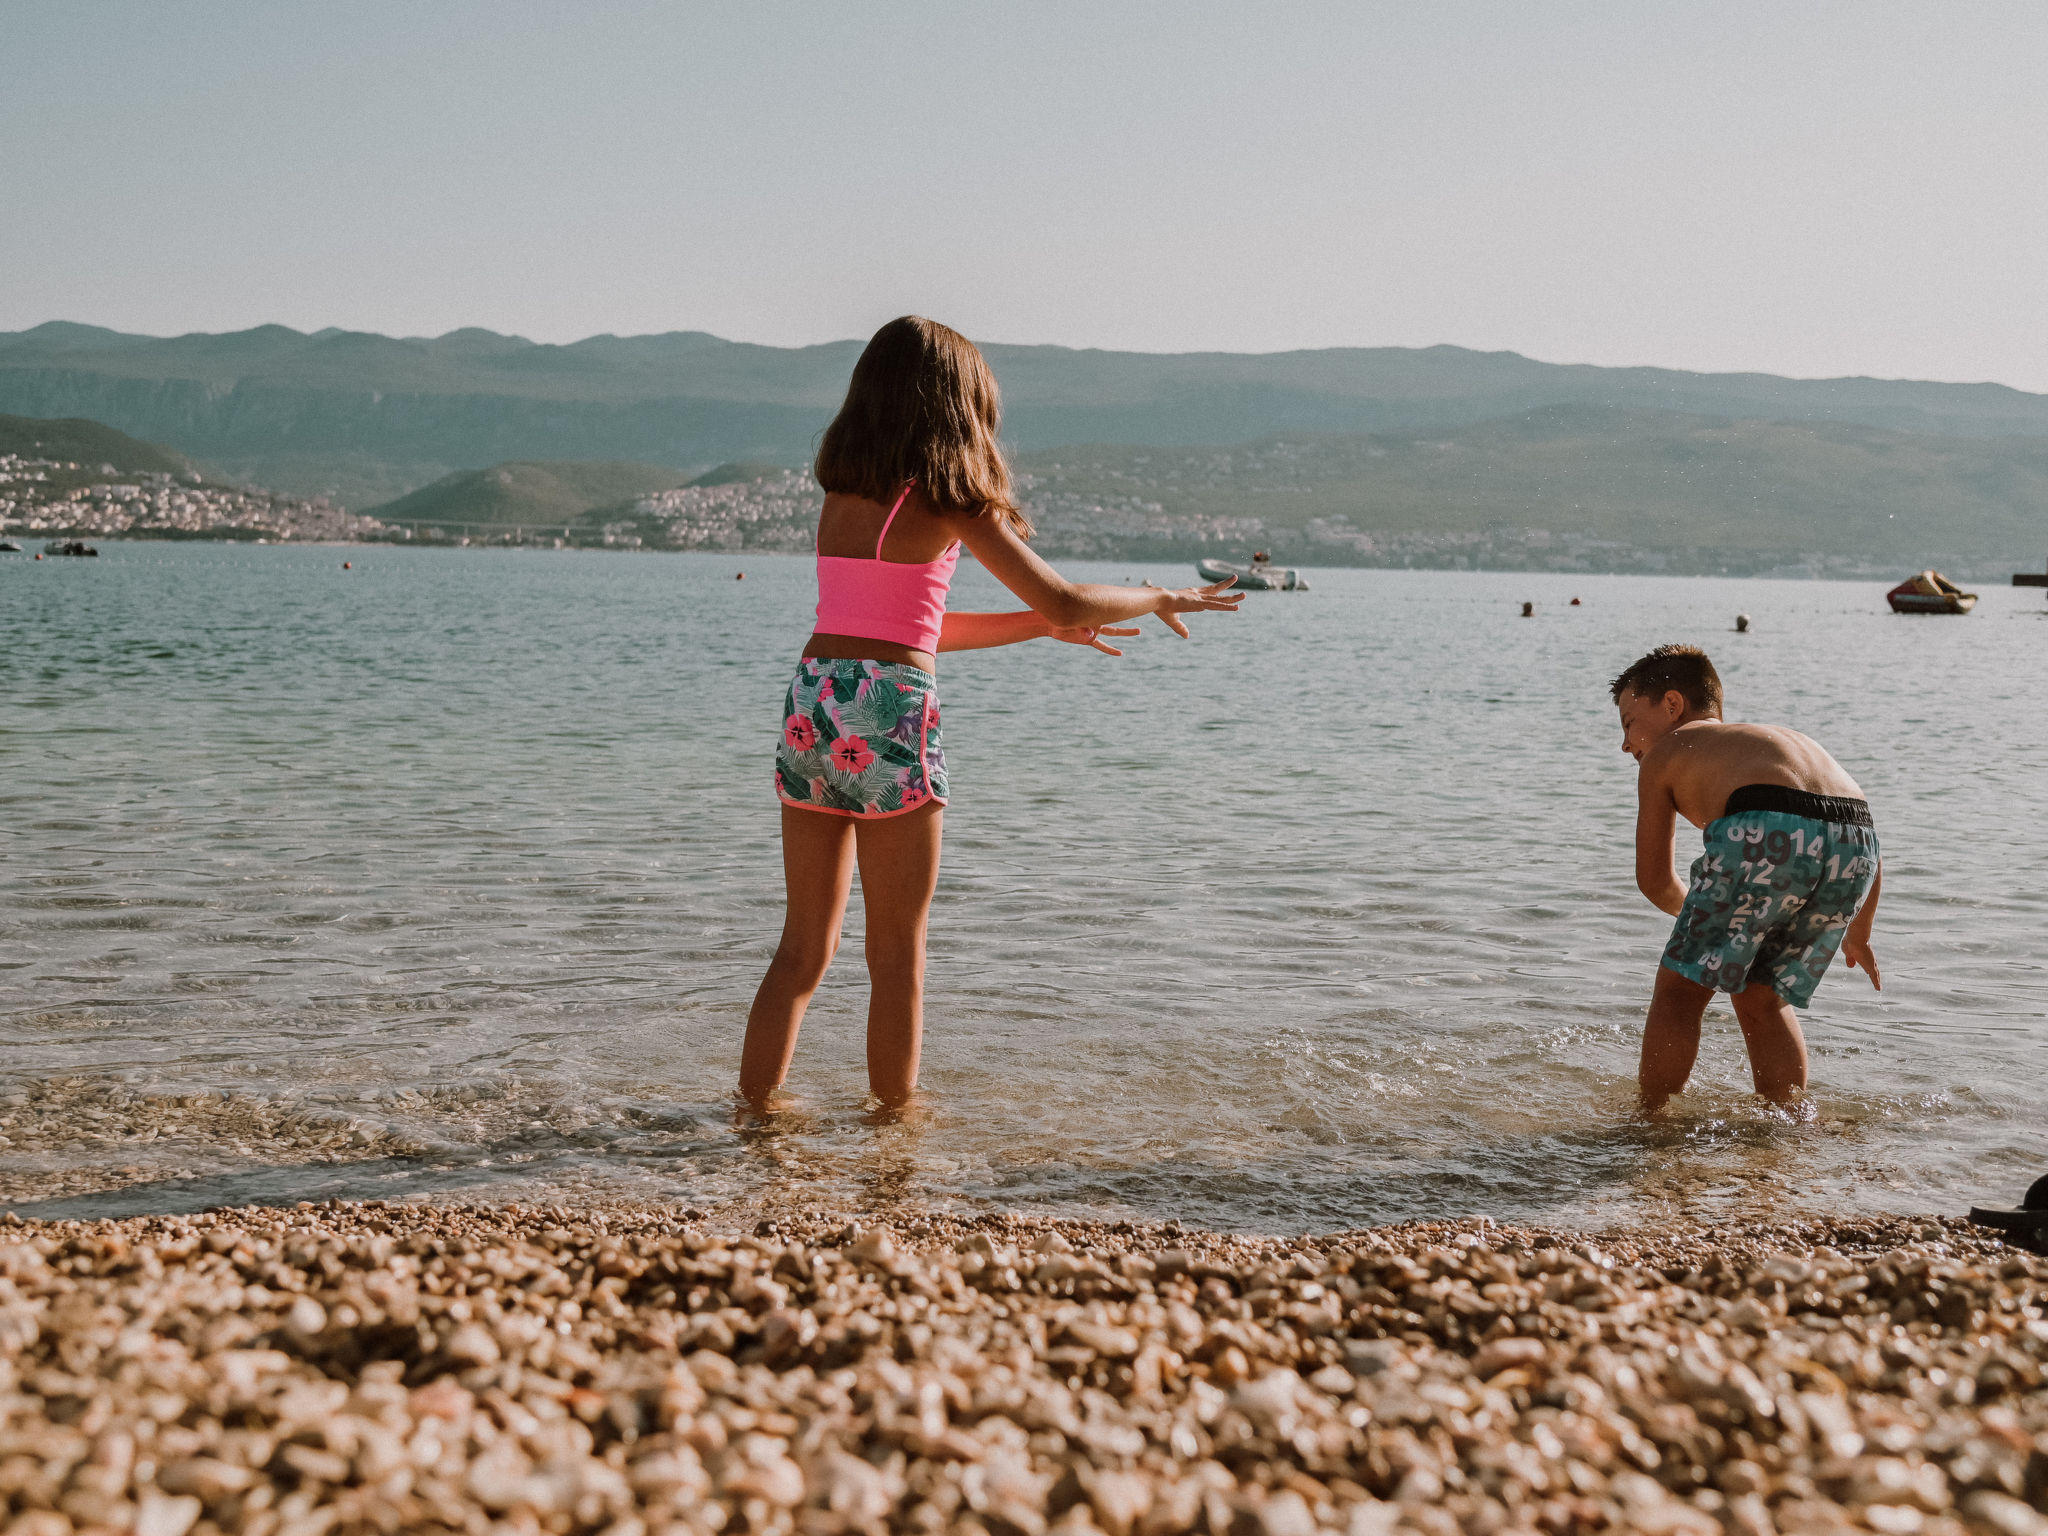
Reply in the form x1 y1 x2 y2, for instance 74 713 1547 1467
740 316 1243 1106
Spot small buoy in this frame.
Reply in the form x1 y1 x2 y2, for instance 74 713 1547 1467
34 553 42 560
1735 613 1751 633
1520 601 1535 617
735 571 745 581
342 561 351 569
1569 596 1582 606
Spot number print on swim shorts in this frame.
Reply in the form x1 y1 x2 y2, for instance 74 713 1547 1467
1663 808 1879 1009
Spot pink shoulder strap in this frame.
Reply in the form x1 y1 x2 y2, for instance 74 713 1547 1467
873 481 915 558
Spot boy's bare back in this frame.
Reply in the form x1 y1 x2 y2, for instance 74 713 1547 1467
1632 717 1865 830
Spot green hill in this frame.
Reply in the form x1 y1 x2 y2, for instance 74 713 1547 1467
690 460 795 486
0 412 194 475
364 460 689 528
1018 405 2048 573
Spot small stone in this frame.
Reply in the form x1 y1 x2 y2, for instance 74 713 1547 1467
279 1443 351 1483
807 1449 896 1525
1081 1469 1153 1536
1062 1321 1140 1359
1307 1364 1356 1395
1343 1501 1400 1536
847 1231 897 1269
1343 1339 1402 1377
627 1449 708 1503
1247 1491 1316 1536
157 1459 256 1498
132 1495 202 1536
466 1441 535 1511
1962 1492 2048 1536
442 1321 501 1368
1210 1346 1250 1384
1471 1337 1546 1379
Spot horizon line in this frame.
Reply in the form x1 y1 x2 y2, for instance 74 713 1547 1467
1 317 2039 399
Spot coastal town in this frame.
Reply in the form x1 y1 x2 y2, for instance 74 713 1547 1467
0 452 1952 579
621 470 819 551
0 453 389 543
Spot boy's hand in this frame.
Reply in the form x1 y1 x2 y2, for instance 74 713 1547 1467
1842 932 1881 990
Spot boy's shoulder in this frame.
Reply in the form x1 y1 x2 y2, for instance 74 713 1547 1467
1639 718 1745 770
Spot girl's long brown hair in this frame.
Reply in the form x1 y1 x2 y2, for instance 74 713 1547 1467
814 316 1031 536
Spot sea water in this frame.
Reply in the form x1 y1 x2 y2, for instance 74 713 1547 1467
2 543 2042 1231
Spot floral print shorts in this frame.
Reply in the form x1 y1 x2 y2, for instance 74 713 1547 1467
775 658 947 819
1663 799 1879 1009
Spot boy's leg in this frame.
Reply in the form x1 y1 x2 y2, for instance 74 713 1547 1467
1640 964 1715 1113
740 806 858 1104
853 800 944 1106
1730 981 1807 1103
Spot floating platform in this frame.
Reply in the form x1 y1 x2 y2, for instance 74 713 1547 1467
1886 570 1975 614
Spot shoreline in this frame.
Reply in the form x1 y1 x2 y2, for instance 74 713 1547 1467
4 537 2032 584
0 1202 2040 1536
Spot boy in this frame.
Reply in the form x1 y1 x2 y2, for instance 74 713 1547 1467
1613 645 1881 1112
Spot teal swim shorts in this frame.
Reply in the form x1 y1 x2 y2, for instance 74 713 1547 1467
1662 784 1880 1009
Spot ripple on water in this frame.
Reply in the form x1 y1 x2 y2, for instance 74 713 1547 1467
2 547 2044 1226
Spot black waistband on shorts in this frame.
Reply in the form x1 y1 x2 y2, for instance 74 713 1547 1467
1723 783 1873 827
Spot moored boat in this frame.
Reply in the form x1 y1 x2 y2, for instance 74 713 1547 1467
1196 552 1308 591
1886 570 1975 614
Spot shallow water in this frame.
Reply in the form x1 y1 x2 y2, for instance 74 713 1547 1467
2 543 2042 1230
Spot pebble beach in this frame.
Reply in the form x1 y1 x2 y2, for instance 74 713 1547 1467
1 1203 2042 1536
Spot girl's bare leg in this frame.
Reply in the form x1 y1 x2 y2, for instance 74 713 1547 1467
739 806 857 1103
1731 981 1808 1103
1639 964 1714 1114
853 800 944 1104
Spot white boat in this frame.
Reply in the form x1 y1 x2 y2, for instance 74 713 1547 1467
1196 554 1308 591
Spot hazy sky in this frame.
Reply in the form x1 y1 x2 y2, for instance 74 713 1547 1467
7 2 2047 387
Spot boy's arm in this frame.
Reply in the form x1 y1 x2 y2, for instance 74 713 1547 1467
1634 765 1686 916
1841 860 1882 989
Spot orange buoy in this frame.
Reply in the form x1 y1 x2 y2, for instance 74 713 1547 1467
343 561 352 569
735 572 745 581
1569 596 1581 606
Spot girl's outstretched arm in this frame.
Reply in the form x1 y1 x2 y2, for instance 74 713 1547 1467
953 513 1246 633
937 611 1140 654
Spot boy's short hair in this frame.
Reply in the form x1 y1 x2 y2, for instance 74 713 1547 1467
1610 644 1723 716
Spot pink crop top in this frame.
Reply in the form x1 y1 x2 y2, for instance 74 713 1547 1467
813 483 959 653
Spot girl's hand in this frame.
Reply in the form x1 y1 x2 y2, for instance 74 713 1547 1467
1842 932 1881 990
1144 578 1247 637
1050 623 1141 656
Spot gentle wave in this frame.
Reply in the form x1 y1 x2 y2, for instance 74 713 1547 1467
2 543 2043 1226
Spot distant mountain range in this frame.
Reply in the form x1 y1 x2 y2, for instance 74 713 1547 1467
8 320 2048 509
2 322 2044 571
